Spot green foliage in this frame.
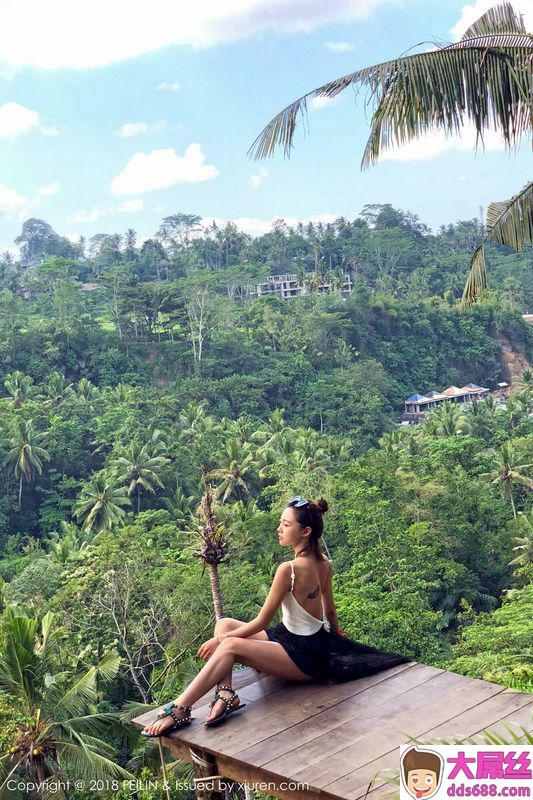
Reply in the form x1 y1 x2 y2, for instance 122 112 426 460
452 579 533 692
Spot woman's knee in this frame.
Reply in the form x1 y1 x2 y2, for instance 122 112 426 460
214 617 238 635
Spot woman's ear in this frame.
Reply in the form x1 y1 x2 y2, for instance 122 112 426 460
302 526 312 540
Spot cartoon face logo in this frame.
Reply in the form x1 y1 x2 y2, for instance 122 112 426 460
401 746 444 800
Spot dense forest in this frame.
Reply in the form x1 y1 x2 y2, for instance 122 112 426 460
0 206 532 799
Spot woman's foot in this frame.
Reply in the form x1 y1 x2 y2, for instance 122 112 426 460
204 688 241 724
142 703 190 737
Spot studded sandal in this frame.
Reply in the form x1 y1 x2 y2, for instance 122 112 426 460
204 685 246 728
141 702 192 737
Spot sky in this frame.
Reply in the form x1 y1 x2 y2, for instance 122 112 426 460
0 0 531 252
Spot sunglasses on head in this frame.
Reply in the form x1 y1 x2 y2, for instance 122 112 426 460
289 496 309 508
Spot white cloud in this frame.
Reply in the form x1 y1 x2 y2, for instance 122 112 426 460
0 103 59 138
0 1 399 69
379 124 508 163
110 143 218 195
450 1 532 39
0 102 39 137
0 180 61 219
0 183 27 216
34 182 61 201
68 207 101 224
325 41 356 52
310 95 339 110
114 120 166 138
156 81 181 92
249 167 268 188
117 198 144 213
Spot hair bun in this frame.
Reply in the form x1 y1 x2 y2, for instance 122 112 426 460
316 498 329 514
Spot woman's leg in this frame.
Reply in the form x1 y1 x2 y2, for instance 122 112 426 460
143 637 311 735
213 618 268 691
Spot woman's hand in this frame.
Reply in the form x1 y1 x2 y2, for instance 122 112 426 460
197 637 219 660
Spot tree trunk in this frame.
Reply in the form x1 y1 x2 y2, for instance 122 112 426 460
209 565 224 620
18 474 23 510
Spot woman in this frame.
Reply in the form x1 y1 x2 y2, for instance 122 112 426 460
142 496 409 736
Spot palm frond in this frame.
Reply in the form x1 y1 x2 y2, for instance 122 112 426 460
250 28 533 166
95 651 121 684
462 180 533 307
57 741 134 782
53 667 97 719
118 699 155 724
460 2 526 38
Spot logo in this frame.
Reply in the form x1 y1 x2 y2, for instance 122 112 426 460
400 745 532 800
401 746 444 800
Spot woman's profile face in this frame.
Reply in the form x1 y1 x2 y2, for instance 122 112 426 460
277 506 307 548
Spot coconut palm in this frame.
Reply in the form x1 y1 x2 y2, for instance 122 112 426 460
516 368 533 392
252 408 291 454
37 371 74 406
425 402 467 437
73 473 132 532
162 483 196 526
110 441 169 512
193 483 230 619
3 370 33 406
509 511 533 566
480 443 533 518
105 382 135 403
0 607 132 799
75 377 99 403
178 400 213 441
207 439 256 503
466 399 497 440
251 2 533 304
43 521 94 566
3 419 50 509
462 181 533 306
252 3 531 164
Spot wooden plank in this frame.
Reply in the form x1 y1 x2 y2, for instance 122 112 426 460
324 688 532 800
235 664 437 765
227 664 422 765
282 671 503 788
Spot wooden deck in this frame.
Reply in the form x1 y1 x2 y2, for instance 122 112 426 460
132 662 532 800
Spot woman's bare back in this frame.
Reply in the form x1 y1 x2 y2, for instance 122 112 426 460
290 555 331 620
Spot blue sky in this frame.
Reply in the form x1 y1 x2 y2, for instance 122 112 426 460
0 0 531 251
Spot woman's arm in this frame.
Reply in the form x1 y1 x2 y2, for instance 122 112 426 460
217 562 292 642
321 561 340 633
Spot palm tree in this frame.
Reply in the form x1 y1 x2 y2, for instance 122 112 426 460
0 607 132 798
252 408 291 454
480 443 533 518
37 371 74 406
110 441 169 512
4 370 33 406
76 377 99 403
163 483 196 526
424 402 467 437
516 368 533 392
207 439 256 503
509 512 533 566
250 2 533 304
73 473 132 532
194 483 230 619
462 181 533 307
3 419 50 509
43 521 94 566
466 399 497 440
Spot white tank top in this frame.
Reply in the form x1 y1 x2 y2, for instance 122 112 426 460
281 559 331 635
